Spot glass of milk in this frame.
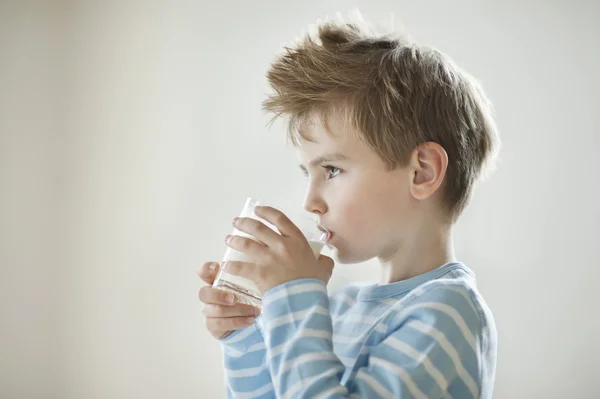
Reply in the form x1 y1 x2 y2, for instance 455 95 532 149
212 197 331 308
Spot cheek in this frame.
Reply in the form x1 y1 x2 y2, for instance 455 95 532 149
332 174 408 260
334 182 390 247
337 174 403 229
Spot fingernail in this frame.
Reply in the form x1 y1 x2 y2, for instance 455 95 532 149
232 217 239 226
246 317 255 324
252 308 261 316
208 263 217 271
225 235 232 243
226 294 235 304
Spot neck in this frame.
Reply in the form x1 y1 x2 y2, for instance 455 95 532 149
377 222 456 285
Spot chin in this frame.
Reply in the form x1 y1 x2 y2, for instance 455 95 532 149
330 245 373 265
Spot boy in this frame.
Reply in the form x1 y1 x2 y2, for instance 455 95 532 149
198 11 499 399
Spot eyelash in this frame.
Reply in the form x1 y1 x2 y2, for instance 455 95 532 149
324 165 342 179
302 165 342 180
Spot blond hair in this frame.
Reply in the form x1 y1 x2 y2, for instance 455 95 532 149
262 12 500 221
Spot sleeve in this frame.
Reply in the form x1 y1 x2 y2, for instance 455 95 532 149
219 319 276 399
259 278 484 399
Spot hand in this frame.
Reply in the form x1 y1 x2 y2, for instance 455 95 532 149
197 261 261 340
223 205 335 295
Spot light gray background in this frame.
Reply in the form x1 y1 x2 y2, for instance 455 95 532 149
1 1 599 398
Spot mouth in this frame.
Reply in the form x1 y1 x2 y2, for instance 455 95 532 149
317 224 334 243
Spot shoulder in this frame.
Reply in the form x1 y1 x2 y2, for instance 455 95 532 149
397 276 496 354
408 277 487 324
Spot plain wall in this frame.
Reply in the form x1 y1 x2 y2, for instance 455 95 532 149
1 1 599 398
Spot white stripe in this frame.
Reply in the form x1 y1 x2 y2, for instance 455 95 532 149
354 372 396 398
334 314 387 334
314 385 348 399
281 366 343 399
407 319 479 398
397 302 477 353
221 324 256 345
444 286 483 326
279 352 338 375
229 382 274 399
269 329 333 360
369 357 428 399
223 346 244 357
268 305 330 329
225 362 267 378
225 341 266 358
384 336 449 391
268 342 287 359
381 298 398 306
334 334 367 344
298 328 333 339
265 282 326 304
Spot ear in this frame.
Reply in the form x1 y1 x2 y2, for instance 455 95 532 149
408 142 448 200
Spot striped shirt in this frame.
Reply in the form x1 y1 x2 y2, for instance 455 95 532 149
219 262 497 398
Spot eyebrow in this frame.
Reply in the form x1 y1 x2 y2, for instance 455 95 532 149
299 152 349 171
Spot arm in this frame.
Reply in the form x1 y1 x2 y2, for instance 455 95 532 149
260 279 485 399
220 320 276 399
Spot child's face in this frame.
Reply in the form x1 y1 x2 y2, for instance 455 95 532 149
297 113 414 264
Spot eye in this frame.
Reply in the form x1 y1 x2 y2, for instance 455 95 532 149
323 165 342 179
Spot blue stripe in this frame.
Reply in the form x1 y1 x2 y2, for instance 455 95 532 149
219 262 496 398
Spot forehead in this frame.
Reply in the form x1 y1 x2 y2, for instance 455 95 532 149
295 112 360 158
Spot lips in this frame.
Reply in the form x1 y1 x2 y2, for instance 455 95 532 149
317 224 334 242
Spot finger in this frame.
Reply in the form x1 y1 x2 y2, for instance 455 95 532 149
202 303 261 318
198 286 238 305
222 260 257 282
197 261 220 285
317 254 334 269
206 316 255 335
254 206 302 238
225 235 268 261
233 217 281 248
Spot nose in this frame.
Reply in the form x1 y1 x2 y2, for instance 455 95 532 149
303 186 328 216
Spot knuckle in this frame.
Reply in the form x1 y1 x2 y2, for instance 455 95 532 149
215 320 226 332
280 245 291 257
212 318 225 331
265 249 278 262
198 286 208 302
222 318 232 329
202 304 217 317
200 287 219 304
256 223 270 235
275 214 287 227
274 240 286 253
